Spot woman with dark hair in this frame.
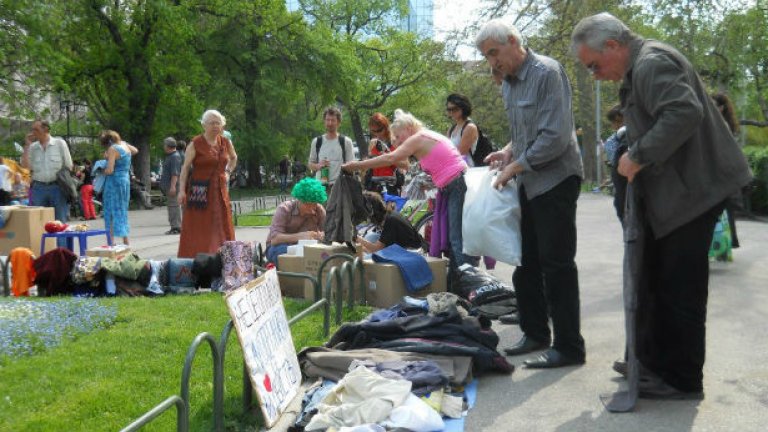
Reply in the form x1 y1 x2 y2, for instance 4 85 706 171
446 93 479 166
99 130 138 245
357 191 422 254
712 92 741 249
367 112 406 195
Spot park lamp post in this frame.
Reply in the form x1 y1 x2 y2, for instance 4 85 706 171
58 95 85 145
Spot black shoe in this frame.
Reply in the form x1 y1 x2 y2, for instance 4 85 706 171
613 359 627 377
524 349 585 369
503 336 549 356
165 228 180 235
638 375 704 400
499 313 519 325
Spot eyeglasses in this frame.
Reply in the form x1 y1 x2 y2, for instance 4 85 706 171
446 106 460 113
370 127 384 134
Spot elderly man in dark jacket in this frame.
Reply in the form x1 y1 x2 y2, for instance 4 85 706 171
571 13 752 400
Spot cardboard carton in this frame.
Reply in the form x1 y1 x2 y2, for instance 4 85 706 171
85 244 131 259
0 206 56 254
363 256 448 308
302 243 356 300
277 254 306 298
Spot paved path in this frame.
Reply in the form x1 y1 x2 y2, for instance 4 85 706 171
99 194 768 431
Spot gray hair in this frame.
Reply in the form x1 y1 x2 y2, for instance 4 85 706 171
200 109 226 127
474 19 524 51
571 12 636 53
390 109 424 133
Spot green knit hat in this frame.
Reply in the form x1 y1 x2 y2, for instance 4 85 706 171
291 177 327 203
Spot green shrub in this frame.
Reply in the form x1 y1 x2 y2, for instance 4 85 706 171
743 146 768 214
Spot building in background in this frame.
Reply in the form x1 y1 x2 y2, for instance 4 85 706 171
401 0 433 37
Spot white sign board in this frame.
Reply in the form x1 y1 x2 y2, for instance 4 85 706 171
225 269 301 427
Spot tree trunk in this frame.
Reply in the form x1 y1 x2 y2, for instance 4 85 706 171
574 65 597 184
349 109 367 158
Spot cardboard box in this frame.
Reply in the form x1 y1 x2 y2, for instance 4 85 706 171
277 254 306 298
85 244 131 259
363 256 448 308
302 243 356 300
0 206 56 254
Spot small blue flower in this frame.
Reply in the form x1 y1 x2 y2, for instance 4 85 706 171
0 298 117 362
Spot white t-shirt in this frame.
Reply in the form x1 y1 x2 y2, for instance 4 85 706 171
308 134 356 184
449 123 477 168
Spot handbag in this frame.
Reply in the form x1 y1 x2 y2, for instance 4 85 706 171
187 179 210 209
56 167 79 202
186 138 224 210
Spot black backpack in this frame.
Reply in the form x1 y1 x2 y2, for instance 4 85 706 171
314 134 349 162
448 120 495 166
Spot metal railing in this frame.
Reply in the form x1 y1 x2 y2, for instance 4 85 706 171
230 195 290 225
1 256 9 297
120 255 366 432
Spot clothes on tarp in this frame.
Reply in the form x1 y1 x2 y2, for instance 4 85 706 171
101 253 147 281
326 309 513 375
298 347 472 387
33 247 77 296
350 359 448 396
10 247 36 296
304 365 413 431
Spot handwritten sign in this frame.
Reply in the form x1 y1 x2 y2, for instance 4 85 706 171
225 269 301 427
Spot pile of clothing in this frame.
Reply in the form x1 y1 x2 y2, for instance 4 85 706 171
291 292 513 431
7 240 259 297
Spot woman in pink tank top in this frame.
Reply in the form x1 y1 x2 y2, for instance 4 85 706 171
342 109 479 274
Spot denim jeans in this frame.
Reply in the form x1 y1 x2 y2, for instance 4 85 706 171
31 182 70 248
443 173 478 272
265 243 289 267
280 174 288 192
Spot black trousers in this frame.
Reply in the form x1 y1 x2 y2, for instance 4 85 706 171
637 201 723 392
513 176 585 360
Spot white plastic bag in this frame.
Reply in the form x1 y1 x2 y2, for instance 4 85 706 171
462 166 521 265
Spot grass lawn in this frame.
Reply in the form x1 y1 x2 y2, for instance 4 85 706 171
234 209 274 227
0 294 371 431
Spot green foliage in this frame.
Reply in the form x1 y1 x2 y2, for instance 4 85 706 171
0 294 371 431
743 146 768 214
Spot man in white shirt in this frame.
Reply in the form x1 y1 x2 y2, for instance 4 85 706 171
21 120 74 228
307 106 356 190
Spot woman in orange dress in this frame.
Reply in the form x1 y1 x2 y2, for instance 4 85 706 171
177 109 238 258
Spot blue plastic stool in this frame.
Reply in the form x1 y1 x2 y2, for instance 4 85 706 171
40 229 113 256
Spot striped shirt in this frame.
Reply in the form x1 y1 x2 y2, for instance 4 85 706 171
502 49 583 198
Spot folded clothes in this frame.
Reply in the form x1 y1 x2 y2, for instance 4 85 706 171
372 244 432 292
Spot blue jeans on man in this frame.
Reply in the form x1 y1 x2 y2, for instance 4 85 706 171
30 181 70 247
265 243 289 268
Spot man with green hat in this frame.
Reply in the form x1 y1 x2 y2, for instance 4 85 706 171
265 177 327 267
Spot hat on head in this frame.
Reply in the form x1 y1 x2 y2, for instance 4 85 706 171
163 137 177 148
291 178 327 204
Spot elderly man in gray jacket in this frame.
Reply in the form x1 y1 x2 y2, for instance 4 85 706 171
571 13 752 400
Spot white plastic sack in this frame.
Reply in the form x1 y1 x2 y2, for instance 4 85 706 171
380 394 445 432
462 167 521 265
